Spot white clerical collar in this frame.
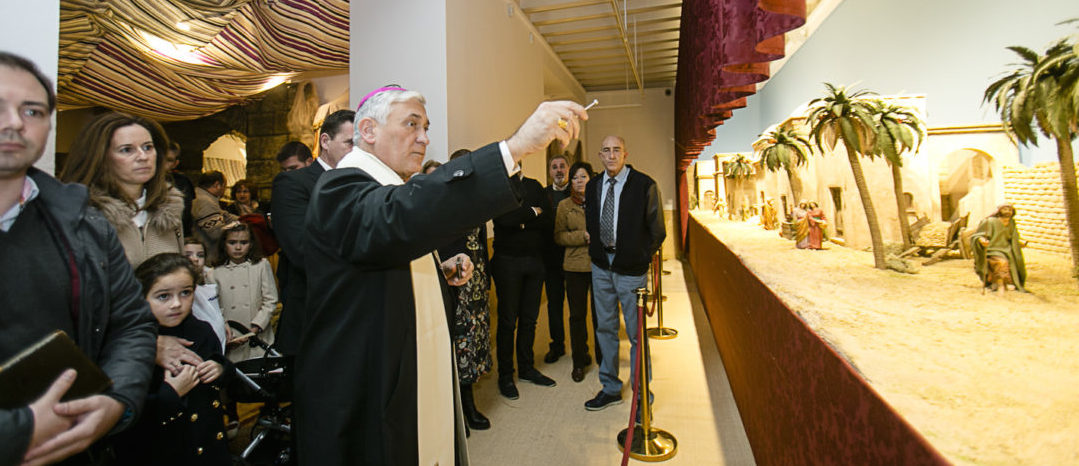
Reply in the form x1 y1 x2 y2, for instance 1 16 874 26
335 147 405 186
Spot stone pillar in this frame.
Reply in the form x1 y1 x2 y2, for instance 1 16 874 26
243 83 307 198
2 0 60 173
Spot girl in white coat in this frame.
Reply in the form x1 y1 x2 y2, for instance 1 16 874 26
212 223 278 362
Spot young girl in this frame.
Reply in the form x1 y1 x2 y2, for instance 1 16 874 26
213 223 278 361
183 237 227 351
114 253 232 466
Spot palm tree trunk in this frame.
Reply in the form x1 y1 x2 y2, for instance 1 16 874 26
846 146 886 269
786 169 802 204
1054 136 1079 283
891 163 913 249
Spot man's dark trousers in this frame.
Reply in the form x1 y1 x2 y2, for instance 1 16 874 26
493 254 545 379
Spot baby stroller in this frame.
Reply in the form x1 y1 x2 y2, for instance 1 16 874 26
226 321 294 466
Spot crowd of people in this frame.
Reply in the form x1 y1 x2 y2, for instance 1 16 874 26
1 51 668 466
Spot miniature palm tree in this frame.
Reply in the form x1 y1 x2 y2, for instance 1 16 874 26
870 100 926 250
756 125 811 202
805 83 886 269
724 154 754 179
724 155 755 217
985 39 1079 281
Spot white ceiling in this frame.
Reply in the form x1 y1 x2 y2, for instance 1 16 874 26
518 0 682 92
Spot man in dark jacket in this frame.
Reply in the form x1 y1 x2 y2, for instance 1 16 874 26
0 52 157 466
271 110 354 355
583 135 665 411
492 171 557 400
542 154 570 363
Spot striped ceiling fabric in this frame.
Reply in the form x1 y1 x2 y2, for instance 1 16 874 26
58 0 349 122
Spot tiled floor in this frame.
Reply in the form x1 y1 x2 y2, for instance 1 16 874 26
467 260 755 465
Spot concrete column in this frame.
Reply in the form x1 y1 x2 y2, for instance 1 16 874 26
1 0 60 174
351 0 449 160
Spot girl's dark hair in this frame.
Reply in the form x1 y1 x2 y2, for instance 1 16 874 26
183 236 206 249
214 223 263 266
181 236 208 285
568 161 594 180
135 253 199 297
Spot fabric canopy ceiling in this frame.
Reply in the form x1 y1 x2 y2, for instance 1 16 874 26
58 0 349 122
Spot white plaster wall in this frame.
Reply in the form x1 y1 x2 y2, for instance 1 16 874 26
351 0 449 160
2 0 60 174
446 0 542 180
703 0 1079 166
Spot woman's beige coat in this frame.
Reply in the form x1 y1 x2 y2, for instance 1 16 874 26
93 187 184 268
554 197 591 273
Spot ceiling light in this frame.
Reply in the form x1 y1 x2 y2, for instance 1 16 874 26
138 29 205 65
258 74 291 92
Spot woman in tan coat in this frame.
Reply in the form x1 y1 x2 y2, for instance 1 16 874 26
61 112 183 267
553 161 598 382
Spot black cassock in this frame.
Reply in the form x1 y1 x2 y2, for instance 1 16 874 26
295 143 520 465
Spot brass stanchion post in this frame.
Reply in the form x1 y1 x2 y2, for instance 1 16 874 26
617 288 677 462
647 251 677 339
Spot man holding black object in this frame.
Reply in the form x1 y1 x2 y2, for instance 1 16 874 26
0 52 157 465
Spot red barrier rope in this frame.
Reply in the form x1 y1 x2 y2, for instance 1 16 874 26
620 290 647 465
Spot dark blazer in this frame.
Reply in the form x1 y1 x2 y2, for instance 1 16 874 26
295 144 521 466
269 161 325 355
543 184 570 268
585 165 665 276
492 175 551 258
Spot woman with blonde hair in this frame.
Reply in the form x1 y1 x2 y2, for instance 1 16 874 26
61 112 184 267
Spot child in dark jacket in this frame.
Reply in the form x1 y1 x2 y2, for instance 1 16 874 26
114 253 233 466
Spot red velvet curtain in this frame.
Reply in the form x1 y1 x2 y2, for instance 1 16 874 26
674 0 805 243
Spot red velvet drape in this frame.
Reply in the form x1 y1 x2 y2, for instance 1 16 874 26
674 0 805 245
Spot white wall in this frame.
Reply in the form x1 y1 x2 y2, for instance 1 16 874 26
351 0 449 160
446 0 585 182
702 0 1079 165
583 88 676 210
2 0 59 173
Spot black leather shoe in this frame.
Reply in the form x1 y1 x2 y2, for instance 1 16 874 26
584 390 622 411
543 349 565 364
466 409 491 430
498 379 519 400
519 369 556 387
571 367 586 383
461 383 491 430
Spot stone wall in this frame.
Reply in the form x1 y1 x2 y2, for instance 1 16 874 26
163 83 314 202
1002 162 1077 256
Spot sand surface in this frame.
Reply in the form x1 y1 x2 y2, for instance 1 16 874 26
691 211 1079 465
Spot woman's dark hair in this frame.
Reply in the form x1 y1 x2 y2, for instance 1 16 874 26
135 253 199 297
568 161 594 181
230 179 259 204
214 223 264 266
60 112 172 210
449 149 471 160
421 160 441 174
